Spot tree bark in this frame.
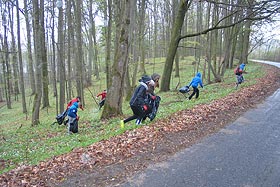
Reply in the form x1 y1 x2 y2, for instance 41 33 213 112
32 0 43 125
24 0 36 95
101 0 131 119
16 0 27 113
58 1 66 113
161 0 192 91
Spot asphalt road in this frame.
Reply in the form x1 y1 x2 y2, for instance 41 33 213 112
121 61 280 187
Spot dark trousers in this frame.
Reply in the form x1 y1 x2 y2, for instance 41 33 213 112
124 105 145 124
189 87 199 100
99 99 105 109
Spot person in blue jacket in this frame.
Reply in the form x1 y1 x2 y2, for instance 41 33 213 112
188 72 204 100
67 101 81 134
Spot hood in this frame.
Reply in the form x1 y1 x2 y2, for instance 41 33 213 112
240 63 246 69
196 72 201 78
139 75 152 84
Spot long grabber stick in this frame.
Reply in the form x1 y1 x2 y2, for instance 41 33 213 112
86 87 99 107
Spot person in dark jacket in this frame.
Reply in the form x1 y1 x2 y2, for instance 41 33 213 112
67 101 81 134
188 72 204 100
120 75 154 127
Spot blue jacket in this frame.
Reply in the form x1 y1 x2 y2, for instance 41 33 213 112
189 72 204 88
239 63 246 71
67 102 79 118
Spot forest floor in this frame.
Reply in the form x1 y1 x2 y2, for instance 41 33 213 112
0 64 280 187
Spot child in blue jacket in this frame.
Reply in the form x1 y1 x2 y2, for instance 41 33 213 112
188 72 204 100
67 101 81 133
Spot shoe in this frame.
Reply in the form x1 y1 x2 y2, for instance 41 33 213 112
120 120 124 128
135 119 141 125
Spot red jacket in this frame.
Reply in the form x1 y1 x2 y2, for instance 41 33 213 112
67 98 84 110
97 91 107 100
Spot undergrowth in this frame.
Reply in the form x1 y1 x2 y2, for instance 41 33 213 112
0 59 264 174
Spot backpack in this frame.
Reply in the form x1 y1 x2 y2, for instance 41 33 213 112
234 66 241 75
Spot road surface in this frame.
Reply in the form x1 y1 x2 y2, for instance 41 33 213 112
121 61 280 187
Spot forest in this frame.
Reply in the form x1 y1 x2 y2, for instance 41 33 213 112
0 0 280 183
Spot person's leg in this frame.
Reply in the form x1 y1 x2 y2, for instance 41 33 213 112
124 115 137 123
99 99 105 109
195 87 199 98
67 117 75 134
189 87 196 100
123 105 141 124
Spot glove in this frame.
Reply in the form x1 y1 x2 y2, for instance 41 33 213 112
76 116 79 121
143 105 148 111
151 96 156 100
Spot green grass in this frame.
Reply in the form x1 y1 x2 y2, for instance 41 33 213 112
0 59 265 174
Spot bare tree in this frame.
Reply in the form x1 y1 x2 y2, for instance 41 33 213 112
24 0 36 95
161 0 192 91
101 0 131 118
16 0 27 113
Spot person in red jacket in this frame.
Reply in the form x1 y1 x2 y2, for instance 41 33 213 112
66 96 84 110
96 90 107 110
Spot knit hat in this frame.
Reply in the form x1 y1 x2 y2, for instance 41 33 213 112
140 75 152 83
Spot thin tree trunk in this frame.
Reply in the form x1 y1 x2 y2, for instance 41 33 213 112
75 0 84 102
8 4 20 99
105 0 112 88
41 0 49 109
24 0 36 95
16 0 27 113
58 1 66 113
32 0 43 125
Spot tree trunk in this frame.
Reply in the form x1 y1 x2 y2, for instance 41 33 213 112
66 0 73 101
74 0 84 102
101 0 131 119
40 0 49 109
58 1 66 113
105 0 113 88
138 0 146 74
32 0 43 125
2 11 12 109
161 0 192 91
8 4 20 99
16 0 27 113
24 0 36 95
